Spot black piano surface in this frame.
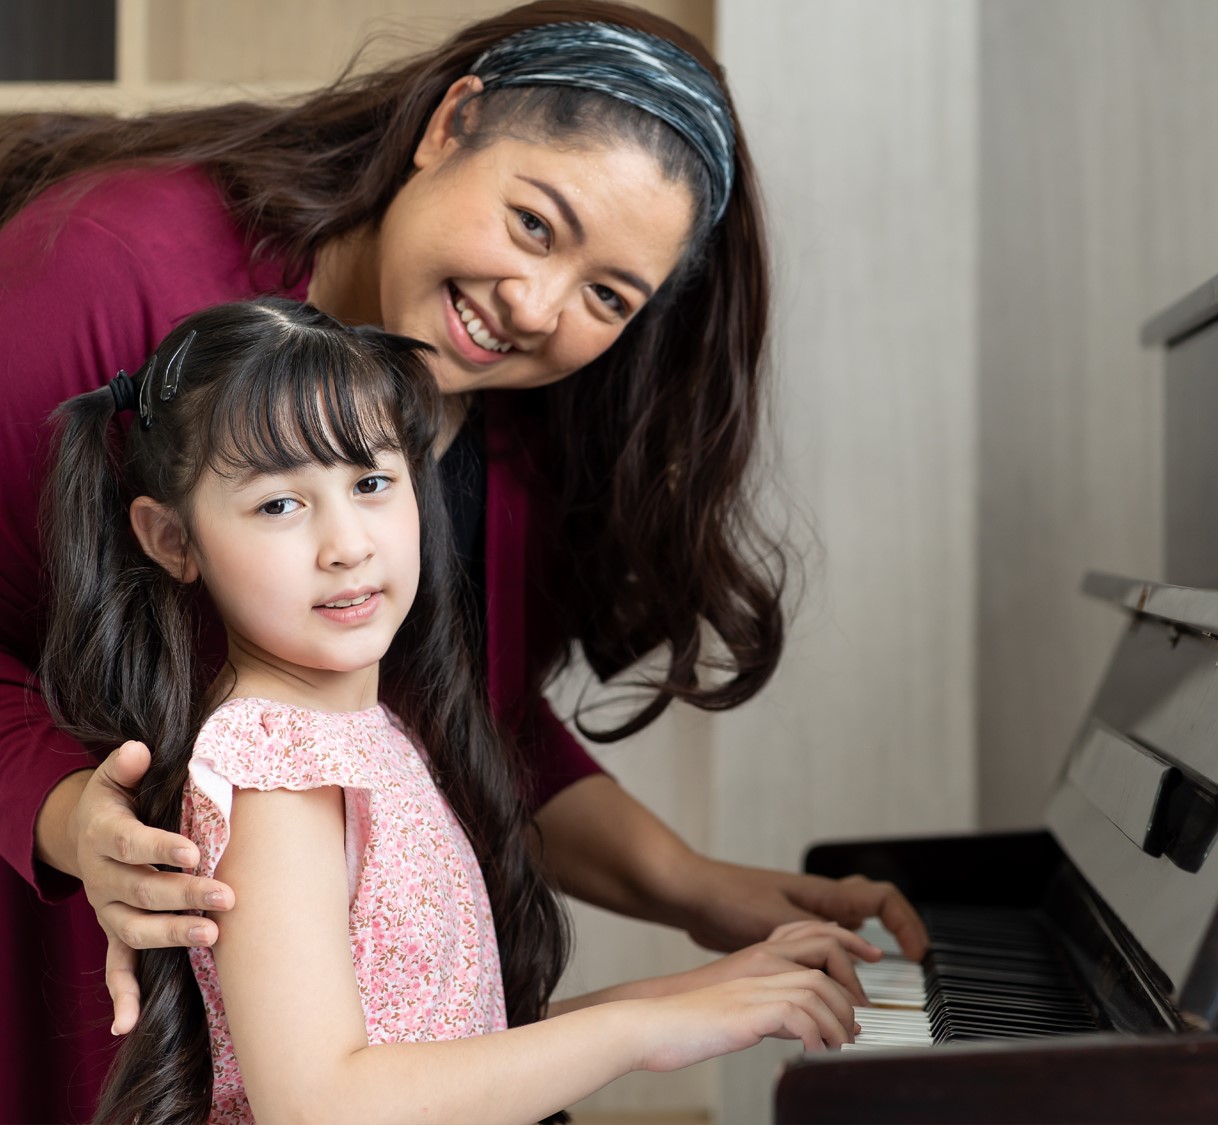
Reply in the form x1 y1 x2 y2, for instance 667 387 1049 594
775 573 1218 1124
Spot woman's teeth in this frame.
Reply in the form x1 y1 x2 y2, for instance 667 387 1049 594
454 294 511 353
324 594 372 608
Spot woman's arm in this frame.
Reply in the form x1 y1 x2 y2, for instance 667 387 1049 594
533 775 930 960
215 784 857 1125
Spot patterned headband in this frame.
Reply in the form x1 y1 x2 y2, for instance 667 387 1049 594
471 21 736 225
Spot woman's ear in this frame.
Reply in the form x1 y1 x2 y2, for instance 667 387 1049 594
413 74 484 170
129 497 199 583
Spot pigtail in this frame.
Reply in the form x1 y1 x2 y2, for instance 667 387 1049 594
40 385 212 1125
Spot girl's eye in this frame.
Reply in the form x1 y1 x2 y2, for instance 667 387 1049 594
355 474 391 496
591 284 626 316
516 209 551 246
258 497 299 517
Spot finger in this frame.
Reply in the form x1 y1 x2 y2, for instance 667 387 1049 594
96 740 153 793
819 943 869 1005
92 813 203 872
105 942 141 1035
104 900 219 951
776 922 883 963
768 969 855 1036
766 917 828 942
874 889 930 960
797 991 852 1050
101 860 234 914
824 877 930 960
767 937 869 1003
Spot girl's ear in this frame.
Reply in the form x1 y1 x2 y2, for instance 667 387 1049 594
413 74 484 171
129 497 199 583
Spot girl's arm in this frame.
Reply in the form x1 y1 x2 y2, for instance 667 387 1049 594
214 785 856 1125
533 775 930 960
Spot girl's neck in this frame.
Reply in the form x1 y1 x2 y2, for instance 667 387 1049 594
207 658 381 717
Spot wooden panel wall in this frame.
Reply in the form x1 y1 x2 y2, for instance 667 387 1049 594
144 0 713 83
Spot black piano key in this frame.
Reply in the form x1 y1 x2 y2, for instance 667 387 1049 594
915 903 1101 1044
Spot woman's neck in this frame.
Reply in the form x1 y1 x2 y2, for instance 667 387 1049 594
307 226 382 327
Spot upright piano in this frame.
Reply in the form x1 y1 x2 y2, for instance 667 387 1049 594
774 277 1218 1123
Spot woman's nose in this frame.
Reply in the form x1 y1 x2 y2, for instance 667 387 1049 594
497 273 564 337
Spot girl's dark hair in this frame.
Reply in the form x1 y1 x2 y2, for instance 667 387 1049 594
40 298 569 1125
7 0 781 739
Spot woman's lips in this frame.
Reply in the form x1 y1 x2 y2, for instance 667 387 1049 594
444 285 513 365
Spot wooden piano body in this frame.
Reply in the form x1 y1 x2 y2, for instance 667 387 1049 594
776 573 1218 1123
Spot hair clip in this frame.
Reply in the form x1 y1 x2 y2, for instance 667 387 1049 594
135 328 196 430
160 330 196 403
136 354 159 431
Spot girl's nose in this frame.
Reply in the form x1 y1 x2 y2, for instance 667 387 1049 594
318 508 374 569
497 274 563 337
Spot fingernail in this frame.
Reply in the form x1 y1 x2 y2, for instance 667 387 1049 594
188 925 210 944
172 847 194 866
110 1023 119 1036
204 891 227 909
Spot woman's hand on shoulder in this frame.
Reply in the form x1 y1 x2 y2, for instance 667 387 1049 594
679 856 929 962
69 740 235 1033
629 969 858 1072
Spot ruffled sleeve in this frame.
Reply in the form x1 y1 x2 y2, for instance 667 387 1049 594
183 700 374 880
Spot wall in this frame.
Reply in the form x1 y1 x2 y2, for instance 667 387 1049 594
713 1 978 1118
976 0 1218 829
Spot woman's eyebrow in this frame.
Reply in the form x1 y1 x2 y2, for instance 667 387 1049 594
515 175 656 300
517 176 585 243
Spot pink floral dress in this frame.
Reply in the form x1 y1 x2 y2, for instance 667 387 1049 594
182 698 507 1123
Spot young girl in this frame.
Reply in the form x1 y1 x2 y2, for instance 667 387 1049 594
41 298 864 1124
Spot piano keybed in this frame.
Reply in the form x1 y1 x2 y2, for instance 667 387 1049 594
847 906 1101 1051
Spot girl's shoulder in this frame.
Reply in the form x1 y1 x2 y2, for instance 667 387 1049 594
190 696 400 794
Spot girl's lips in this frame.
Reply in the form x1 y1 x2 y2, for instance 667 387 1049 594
314 591 382 624
443 285 512 366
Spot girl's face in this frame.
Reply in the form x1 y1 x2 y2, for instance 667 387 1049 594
177 451 420 710
371 83 696 395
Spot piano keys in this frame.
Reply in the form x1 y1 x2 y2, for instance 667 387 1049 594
774 572 1218 1123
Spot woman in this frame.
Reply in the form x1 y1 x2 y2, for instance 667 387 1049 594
0 3 926 1120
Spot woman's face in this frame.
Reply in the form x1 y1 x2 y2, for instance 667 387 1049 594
373 88 696 394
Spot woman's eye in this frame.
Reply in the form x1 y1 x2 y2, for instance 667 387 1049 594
591 284 626 316
516 209 551 246
258 497 299 516
355 474 391 496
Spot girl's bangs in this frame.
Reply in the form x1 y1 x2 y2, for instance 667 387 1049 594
205 345 403 478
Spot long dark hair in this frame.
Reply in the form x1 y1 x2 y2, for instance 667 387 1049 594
40 299 569 1125
7 0 783 740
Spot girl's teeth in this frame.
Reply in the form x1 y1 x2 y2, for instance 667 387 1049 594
325 594 371 608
